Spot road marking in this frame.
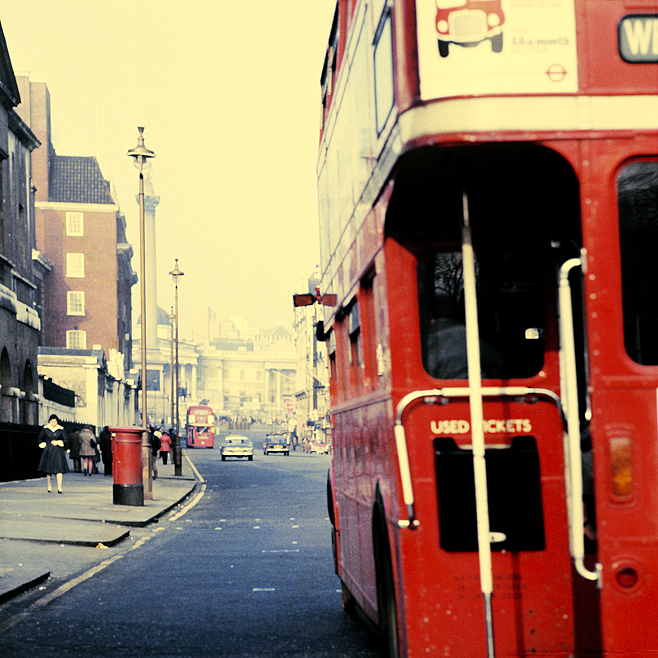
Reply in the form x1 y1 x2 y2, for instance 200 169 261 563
262 549 300 553
169 484 206 522
0 460 207 636
0 554 124 635
184 452 204 482
253 588 276 592
131 536 152 550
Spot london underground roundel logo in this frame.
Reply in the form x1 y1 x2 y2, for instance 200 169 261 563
546 63 567 81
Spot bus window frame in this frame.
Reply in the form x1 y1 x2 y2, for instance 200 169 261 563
616 157 658 366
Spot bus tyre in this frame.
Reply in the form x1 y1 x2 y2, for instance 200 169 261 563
491 33 503 52
438 40 449 57
341 580 356 615
373 507 400 658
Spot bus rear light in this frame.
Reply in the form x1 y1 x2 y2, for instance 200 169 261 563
610 436 633 497
616 566 639 589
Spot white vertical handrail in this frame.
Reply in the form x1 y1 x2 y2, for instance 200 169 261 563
558 257 599 582
461 192 495 658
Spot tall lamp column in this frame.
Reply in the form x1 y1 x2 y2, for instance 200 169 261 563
127 127 155 500
169 307 175 429
169 259 184 476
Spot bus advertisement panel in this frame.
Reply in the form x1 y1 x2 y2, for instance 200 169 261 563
416 0 579 98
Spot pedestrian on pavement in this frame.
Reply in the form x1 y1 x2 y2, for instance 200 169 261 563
92 435 101 474
99 426 112 476
68 428 82 473
150 427 161 479
168 427 178 464
159 429 171 465
37 413 70 494
79 426 97 476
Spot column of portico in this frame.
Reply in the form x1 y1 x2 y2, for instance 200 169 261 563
190 364 197 401
141 168 160 349
217 362 224 410
83 357 100 426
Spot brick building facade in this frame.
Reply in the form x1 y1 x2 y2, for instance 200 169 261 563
15 75 137 374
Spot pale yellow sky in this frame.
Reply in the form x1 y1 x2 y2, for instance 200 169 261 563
2 1 336 338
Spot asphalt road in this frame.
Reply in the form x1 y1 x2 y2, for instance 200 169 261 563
0 430 382 657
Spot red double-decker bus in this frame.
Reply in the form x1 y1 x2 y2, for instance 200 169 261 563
185 405 215 449
310 1 658 657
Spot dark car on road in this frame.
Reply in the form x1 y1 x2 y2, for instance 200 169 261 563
263 435 290 456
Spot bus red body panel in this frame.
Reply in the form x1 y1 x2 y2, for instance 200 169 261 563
317 1 658 656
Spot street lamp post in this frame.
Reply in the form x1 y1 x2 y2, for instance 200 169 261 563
127 127 155 500
169 307 175 429
169 259 184 476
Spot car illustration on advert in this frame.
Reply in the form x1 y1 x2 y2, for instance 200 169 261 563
435 0 505 57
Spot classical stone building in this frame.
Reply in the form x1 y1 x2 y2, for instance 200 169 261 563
136 310 296 429
193 315 296 422
0 23 42 423
38 347 136 428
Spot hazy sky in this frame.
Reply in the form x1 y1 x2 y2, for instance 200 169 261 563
2 1 336 339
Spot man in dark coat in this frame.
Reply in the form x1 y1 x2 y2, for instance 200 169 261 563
149 428 161 480
68 429 82 473
99 426 112 476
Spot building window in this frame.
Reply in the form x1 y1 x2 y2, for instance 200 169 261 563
374 11 394 134
328 330 337 381
67 291 85 316
348 302 362 367
66 330 87 349
66 212 84 236
66 253 85 278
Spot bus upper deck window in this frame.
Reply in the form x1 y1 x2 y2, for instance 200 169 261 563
618 161 658 365
417 249 545 380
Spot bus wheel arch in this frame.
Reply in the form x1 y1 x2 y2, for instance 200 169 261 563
372 487 401 658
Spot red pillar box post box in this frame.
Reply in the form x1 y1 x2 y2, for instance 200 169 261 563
110 426 144 506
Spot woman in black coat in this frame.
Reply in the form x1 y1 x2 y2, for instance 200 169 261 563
37 414 70 493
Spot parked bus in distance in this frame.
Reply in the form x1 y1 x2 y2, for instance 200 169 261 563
185 405 215 448
305 2 658 657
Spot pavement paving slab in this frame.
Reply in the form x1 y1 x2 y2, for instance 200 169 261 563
0 459 198 604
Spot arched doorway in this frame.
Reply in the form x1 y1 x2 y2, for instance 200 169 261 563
1 348 13 423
